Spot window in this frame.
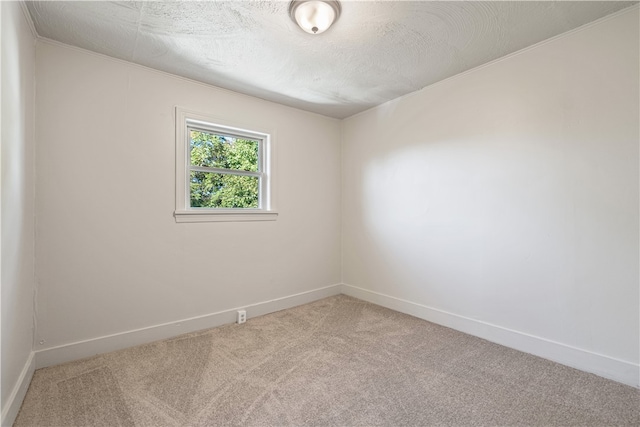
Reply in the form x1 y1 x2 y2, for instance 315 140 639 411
175 108 276 222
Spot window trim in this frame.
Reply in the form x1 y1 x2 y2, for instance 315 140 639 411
174 107 277 222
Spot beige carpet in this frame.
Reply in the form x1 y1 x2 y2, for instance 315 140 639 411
15 295 640 426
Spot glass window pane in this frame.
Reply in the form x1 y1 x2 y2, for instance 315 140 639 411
189 129 259 172
190 172 259 208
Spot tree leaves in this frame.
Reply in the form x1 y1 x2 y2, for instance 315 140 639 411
189 130 260 208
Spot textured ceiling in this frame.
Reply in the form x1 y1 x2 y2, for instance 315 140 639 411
26 1 637 119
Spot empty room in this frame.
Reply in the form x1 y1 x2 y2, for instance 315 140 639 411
2 0 639 425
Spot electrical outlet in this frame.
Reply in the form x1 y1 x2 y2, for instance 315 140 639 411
237 310 247 324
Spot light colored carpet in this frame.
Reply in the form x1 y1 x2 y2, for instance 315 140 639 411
15 295 640 426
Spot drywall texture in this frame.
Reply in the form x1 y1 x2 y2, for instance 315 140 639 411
342 9 639 374
34 42 341 350
1 0 36 417
25 1 635 119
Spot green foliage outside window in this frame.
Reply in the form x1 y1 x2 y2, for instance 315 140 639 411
189 130 260 208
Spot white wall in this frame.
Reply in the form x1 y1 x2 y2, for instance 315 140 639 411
1 1 36 424
34 41 341 358
342 8 639 386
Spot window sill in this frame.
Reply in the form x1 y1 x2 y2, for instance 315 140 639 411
174 210 278 223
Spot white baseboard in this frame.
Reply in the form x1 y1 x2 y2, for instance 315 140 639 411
30 282 640 390
342 284 640 388
1 351 35 427
35 284 342 369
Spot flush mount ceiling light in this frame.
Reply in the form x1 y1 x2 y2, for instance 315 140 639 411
289 0 341 35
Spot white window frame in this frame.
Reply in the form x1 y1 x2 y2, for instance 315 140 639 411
174 107 277 222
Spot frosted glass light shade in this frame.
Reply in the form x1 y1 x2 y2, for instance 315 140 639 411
289 1 341 34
